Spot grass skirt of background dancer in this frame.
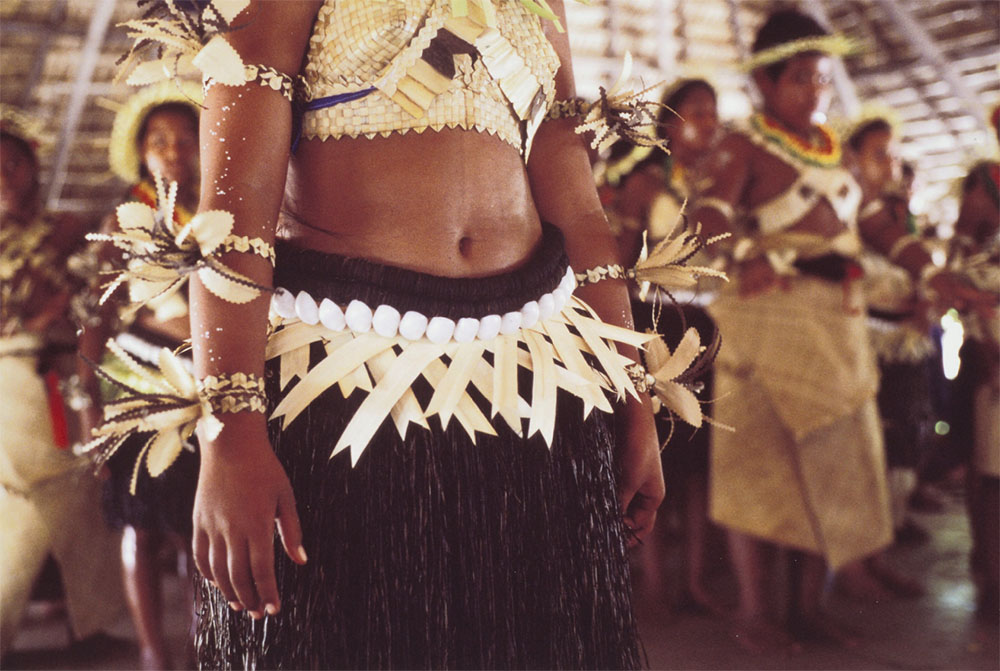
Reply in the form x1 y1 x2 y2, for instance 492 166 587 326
196 225 641 670
99 336 199 538
707 276 893 569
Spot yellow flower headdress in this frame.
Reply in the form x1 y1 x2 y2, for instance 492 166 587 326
835 103 903 148
108 79 202 184
742 34 858 73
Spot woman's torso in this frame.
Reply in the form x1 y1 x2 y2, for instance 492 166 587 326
738 115 859 239
276 0 558 277
744 142 853 238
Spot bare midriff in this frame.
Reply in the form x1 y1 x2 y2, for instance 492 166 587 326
278 128 543 278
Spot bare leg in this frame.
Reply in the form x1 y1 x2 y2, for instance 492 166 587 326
789 550 860 647
727 530 796 653
682 473 724 615
835 558 893 603
121 526 170 670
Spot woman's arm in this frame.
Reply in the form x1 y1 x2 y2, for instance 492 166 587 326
188 0 320 619
527 0 663 544
860 195 990 310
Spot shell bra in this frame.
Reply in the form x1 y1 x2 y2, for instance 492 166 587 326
743 114 861 234
300 0 561 155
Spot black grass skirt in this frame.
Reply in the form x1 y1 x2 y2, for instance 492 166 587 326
196 225 641 670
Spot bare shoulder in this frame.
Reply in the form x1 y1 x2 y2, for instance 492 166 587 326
224 0 324 72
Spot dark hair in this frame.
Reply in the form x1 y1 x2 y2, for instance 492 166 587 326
752 8 830 81
1 131 39 168
662 79 715 114
658 79 716 127
136 102 199 179
0 130 41 207
603 79 717 176
136 102 198 148
847 118 892 152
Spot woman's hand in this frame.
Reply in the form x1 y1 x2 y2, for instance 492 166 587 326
928 271 995 312
615 395 665 548
193 418 306 619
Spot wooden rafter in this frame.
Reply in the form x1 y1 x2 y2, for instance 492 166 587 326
43 0 117 209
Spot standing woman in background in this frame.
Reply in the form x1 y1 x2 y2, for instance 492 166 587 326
690 9 891 651
0 108 123 658
603 78 725 614
77 82 202 671
94 0 676 667
949 106 1000 624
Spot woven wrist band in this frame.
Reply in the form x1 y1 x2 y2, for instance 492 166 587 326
625 362 655 394
198 372 267 414
219 235 277 266
575 263 630 286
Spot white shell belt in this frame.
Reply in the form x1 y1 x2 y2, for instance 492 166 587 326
270 267 578 343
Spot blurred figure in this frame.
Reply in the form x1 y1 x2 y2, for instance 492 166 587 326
601 79 725 614
837 116 933 600
690 9 892 651
0 107 124 658
948 106 1000 625
77 82 201 670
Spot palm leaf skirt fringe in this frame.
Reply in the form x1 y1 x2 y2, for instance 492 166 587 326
195 226 640 669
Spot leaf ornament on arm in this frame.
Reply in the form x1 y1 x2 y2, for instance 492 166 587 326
116 0 251 87
556 53 671 154
631 203 730 302
636 326 731 439
575 202 729 300
79 342 223 494
86 173 267 312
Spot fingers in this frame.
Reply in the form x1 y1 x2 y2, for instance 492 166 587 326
625 495 659 547
249 538 280 617
209 540 240 610
276 484 307 565
193 528 212 584
228 539 261 615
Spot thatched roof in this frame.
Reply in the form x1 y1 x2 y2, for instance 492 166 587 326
2 0 998 230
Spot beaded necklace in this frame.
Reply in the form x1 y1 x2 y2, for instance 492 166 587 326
751 113 842 169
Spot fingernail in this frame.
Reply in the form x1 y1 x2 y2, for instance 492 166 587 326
265 603 278 616
250 610 264 620
229 601 243 612
297 545 308 563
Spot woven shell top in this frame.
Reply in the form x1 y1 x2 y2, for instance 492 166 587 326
301 0 560 153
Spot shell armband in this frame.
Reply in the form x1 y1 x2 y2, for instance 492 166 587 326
204 63 308 103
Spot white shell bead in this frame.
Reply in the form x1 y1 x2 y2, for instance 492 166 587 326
500 311 522 335
344 300 373 333
552 287 569 312
372 305 401 338
537 293 555 321
399 311 429 340
272 288 296 319
294 291 319 325
319 298 346 331
477 314 502 340
454 317 480 343
425 316 455 344
561 268 577 293
521 300 540 329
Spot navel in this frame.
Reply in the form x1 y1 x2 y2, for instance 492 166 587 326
458 235 472 257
